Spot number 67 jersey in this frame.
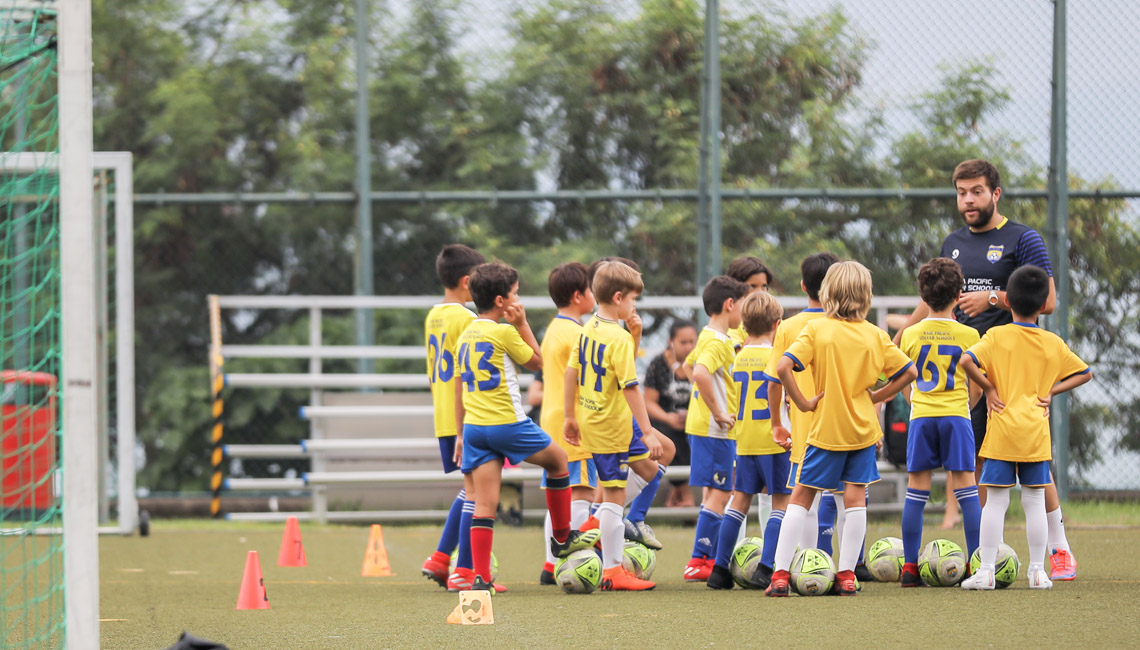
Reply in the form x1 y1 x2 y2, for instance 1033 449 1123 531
426 303 478 437
899 318 981 419
568 315 640 454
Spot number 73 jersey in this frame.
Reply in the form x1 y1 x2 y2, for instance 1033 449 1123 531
899 318 981 419
568 315 640 454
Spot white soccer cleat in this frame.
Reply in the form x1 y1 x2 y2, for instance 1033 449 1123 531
1028 566 1053 590
960 567 995 590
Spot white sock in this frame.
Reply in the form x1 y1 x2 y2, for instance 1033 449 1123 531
832 492 847 565
571 499 591 529
838 506 866 573
758 493 772 530
799 491 821 550
774 504 808 571
737 505 749 545
543 511 556 564
1022 487 1048 568
597 502 625 570
1046 506 1070 553
625 471 648 507
979 486 1010 569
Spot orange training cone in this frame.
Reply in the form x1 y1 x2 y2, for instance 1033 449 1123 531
236 550 270 610
361 524 393 576
277 516 307 567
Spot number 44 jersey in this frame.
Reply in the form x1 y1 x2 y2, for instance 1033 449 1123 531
568 315 640 454
899 318 981 419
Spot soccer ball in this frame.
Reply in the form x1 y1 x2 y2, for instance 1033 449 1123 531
790 548 835 596
867 537 905 582
554 549 603 594
729 536 765 589
622 541 656 580
969 543 1021 589
449 550 498 582
919 539 966 586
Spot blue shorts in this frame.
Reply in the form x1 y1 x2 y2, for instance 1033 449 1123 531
594 451 631 488
786 461 800 489
542 458 597 489
797 443 880 492
979 459 1052 487
438 436 460 474
734 452 792 496
461 420 552 473
907 416 976 473
629 420 650 462
689 435 735 490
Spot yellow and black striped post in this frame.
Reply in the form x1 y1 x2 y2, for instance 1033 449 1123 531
208 295 225 518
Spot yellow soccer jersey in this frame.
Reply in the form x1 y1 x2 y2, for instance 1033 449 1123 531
568 315 640 454
685 327 738 439
764 308 825 463
425 303 477 437
732 345 782 455
785 318 913 451
900 318 981 420
966 323 1089 463
456 319 535 427
540 315 591 462
728 325 747 351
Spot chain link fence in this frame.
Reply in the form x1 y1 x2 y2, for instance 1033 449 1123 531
100 0 1140 496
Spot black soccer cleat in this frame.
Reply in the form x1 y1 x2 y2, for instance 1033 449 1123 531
900 563 925 588
749 563 774 591
539 569 557 586
854 562 875 583
706 564 735 590
550 528 602 559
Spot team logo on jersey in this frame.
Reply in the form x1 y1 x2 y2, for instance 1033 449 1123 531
986 245 1004 263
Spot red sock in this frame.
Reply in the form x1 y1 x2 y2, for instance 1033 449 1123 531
545 474 572 543
470 517 495 582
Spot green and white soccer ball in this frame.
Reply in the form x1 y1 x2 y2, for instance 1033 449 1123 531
450 549 498 582
969 543 1020 589
729 536 765 589
790 548 835 596
622 541 656 580
919 538 966 586
867 536 905 582
554 549 603 594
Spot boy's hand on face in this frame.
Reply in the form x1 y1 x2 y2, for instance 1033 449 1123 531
626 308 642 340
504 302 527 327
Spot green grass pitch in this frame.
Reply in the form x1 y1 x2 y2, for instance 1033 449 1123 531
79 514 1140 649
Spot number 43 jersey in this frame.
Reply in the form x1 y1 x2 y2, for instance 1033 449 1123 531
456 319 535 426
899 318 981 419
568 315 640 454
425 303 477 437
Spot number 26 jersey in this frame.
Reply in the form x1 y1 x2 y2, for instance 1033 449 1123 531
568 315 640 454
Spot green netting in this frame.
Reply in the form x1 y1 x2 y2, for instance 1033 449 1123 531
1 4 64 649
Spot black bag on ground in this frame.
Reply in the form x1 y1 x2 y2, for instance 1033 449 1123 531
164 632 228 650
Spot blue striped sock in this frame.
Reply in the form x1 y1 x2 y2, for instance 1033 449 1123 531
760 509 785 568
628 465 666 522
817 494 837 555
435 489 466 555
902 488 930 565
590 502 600 516
955 485 982 560
713 509 747 569
455 500 475 570
692 507 724 559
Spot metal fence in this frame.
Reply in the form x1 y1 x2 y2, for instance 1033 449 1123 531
96 0 1140 496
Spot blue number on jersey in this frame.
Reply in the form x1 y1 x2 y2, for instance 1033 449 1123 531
576 335 607 391
732 370 770 420
458 342 476 392
427 333 454 384
915 344 963 392
474 341 501 391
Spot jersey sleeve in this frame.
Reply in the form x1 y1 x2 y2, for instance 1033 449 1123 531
1054 339 1090 383
784 324 816 372
764 325 789 383
693 337 724 373
568 333 583 373
502 325 536 366
879 329 914 380
965 332 994 371
610 335 640 389
1014 229 1054 276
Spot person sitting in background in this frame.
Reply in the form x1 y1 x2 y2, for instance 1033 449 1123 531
645 320 698 508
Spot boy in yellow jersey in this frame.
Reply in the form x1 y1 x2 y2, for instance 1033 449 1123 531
537 262 598 586
564 261 665 591
421 244 484 590
706 291 790 590
458 263 601 594
769 261 917 597
765 252 838 554
682 275 751 582
898 258 983 587
724 255 776 350
960 265 1091 591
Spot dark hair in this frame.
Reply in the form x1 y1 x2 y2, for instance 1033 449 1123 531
801 252 840 302
435 244 485 289
702 275 750 316
587 256 641 287
952 159 1001 192
1006 265 1050 317
725 256 776 288
548 262 590 308
468 262 519 313
917 257 964 312
669 319 697 340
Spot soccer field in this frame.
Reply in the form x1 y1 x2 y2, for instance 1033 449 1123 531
85 518 1140 649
